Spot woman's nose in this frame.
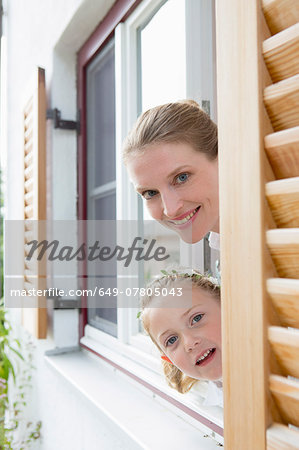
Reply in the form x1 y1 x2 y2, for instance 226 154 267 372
161 191 183 218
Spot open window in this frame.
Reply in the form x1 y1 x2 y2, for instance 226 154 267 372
78 0 222 440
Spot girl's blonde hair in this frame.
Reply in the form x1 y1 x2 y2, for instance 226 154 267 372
140 271 220 394
122 100 218 163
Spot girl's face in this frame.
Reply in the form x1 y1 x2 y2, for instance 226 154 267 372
147 287 222 381
126 142 219 243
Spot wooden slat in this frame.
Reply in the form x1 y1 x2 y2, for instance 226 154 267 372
24 125 33 142
24 190 34 207
24 280 36 292
24 164 33 181
24 220 33 232
267 423 299 449
24 97 33 118
24 269 36 280
263 23 299 83
267 229 299 278
24 139 33 155
24 107 33 127
216 1 270 448
262 0 299 35
24 150 33 167
24 258 36 273
266 177 299 228
268 326 299 378
24 229 35 242
264 74 299 131
267 278 299 328
264 127 299 179
24 116 33 135
270 375 299 427
24 178 34 193
24 204 34 219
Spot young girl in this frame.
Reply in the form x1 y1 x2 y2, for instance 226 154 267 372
140 271 221 395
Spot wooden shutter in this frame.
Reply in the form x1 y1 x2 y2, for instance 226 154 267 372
217 0 299 448
23 67 47 339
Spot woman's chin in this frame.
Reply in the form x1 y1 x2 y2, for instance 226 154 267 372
179 229 207 244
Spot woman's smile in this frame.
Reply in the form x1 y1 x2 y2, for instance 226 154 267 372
167 206 201 227
127 142 219 243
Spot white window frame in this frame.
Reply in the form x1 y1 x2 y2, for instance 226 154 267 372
81 0 222 441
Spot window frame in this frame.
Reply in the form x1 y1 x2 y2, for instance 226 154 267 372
77 0 142 337
77 0 223 441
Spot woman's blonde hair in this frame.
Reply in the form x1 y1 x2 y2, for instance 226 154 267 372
140 271 220 394
123 100 218 163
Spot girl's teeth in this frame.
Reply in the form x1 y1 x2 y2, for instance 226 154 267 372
197 349 212 364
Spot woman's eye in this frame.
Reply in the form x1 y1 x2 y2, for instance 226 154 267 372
142 190 158 200
166 336 178 346
176 173 189 184
191 314 204 325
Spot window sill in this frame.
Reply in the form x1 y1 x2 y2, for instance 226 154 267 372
45 349 222 449
81 325 223 438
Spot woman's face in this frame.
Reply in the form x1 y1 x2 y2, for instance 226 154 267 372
126 142 219 243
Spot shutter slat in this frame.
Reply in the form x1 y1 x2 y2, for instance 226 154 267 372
24 204 34 219
24 116 33 135
24 269 36 280
24 178 34 193
24 98 33 118
267 229 299 278
262 0 299 35
24 150 33 167
267 278 299 328
270 375 299 427
24 191 34 207
24 164 34 181
24 258 36 272
24 280 36 292
264 74 299 131
24 139 33 156
266 177 299 227
263 23 299 82
265 127 299 179
268 326 299 378
24 126 33 143
267 423 299 449
24 229 34 242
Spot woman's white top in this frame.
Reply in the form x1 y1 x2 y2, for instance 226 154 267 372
208 231 220 251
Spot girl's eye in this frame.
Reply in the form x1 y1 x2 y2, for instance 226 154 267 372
191 314 204 325
166 336 178 347
142 189 158 200
175 173 189 184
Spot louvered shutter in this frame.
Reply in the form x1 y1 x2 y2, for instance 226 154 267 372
23 67 47 339
217 0 299 448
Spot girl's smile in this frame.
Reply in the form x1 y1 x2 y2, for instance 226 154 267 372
147 286 222 381
126 142 219 243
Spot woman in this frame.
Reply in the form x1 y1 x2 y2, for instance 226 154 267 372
123 100 220 249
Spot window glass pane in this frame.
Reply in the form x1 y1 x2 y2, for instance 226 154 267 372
137 0 187 332
86 38 117 336
94 193 116 221
139 0 186 111
87 40 116 190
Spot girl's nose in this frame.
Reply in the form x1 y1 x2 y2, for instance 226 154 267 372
161 191 184 218
183 333 200 352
